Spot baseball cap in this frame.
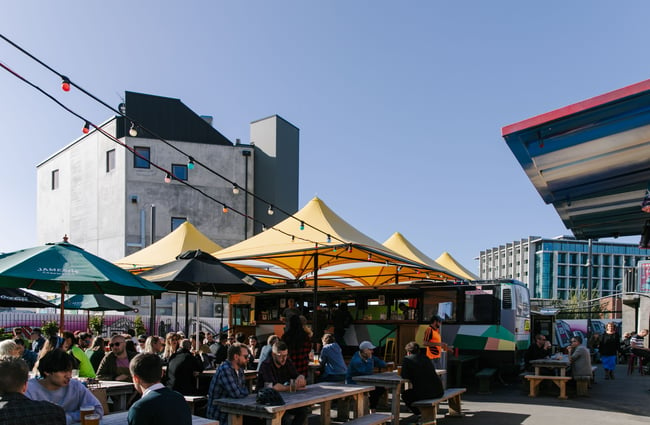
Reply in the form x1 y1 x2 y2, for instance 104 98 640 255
359 341 375 350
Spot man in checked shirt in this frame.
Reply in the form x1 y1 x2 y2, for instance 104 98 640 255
206 343 258 424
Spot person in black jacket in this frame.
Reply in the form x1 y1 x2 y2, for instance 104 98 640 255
401 341 444 416
166 339 203 395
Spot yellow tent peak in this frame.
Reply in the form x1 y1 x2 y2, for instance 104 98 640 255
435 251 478 280
114 221 223 269
382 232 459 278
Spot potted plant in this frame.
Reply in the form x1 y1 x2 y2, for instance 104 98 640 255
88 315 104 336
41 320 59 337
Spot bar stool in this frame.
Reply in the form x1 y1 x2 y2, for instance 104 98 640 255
627 353 644 375
384 337 397 362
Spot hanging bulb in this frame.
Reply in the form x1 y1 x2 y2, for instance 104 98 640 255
164 174 172 183
367 253 372 261
261 224 266 231
326 234 331 243
61 77 71 92
232 184 239 195
118 102 126 115
332 246 337 253
82 121 90 134
291 235 295 242
187 157 195 170
129 122 138 137
222 205 229 213
347 244 353 253
300 221 305 231
267 205 274 215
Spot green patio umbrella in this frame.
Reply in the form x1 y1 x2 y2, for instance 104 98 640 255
0 241 165 331
52 293 135 312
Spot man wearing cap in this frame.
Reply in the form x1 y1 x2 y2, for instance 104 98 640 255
423 315 447 369
346 341 387 413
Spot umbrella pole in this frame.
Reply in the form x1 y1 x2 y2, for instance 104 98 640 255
185 291 189 336
59 284 65 334
196 290 201 352
313 250 319 346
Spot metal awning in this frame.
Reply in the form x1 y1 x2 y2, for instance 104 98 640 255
502 79 650 240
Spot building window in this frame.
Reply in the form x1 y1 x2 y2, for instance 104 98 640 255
106 149 115 172
171 164 188 181
51 169 59 190
134 146 150 169
171 217 186 231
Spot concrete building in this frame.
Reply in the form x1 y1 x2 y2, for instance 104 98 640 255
478 235 649 300
36 91 299 261
36 91 299 326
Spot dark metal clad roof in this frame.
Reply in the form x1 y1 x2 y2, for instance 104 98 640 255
502 80 650 240
120 91 232 146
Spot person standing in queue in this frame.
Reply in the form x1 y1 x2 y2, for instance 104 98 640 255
423 315 447 369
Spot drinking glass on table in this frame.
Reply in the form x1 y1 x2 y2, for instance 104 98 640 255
80 406 94 425
84 414 100 425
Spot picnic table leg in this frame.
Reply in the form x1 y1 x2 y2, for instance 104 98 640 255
336 396 350 421
557 380 568 400
391 387 402 425
228 414 243 425
352 393 368 417
268 413 284 425
419 405 438 425
448 394 463 417
320 400 332 425
528 379 541 397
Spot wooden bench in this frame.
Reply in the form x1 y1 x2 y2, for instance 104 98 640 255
475 368 497 394
184 395 207 414
412 387 466 425
524 375 571 399
574 366 598 397
344 413 393 425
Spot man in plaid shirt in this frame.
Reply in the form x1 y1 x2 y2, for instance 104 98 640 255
0 356 65 425
206 343 251 424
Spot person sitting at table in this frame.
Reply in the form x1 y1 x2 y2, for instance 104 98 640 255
26 349 103 424
257 341 308 425
0 356 66 425
61 331 96 378
128 353 191 425
210 333 229 365
166 339 203 395
246 335 260 368
30 327 47 353
346 340 387 413
97 335 137 382
85 337 106 373
206 343 258 424
567 335 592 380
257 335 279 371
318 333 347 382
401 341 444 417
524 334 552 371
631 329 650 369
13 337 38 370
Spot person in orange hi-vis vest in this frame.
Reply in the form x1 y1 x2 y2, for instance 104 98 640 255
423 315 447 370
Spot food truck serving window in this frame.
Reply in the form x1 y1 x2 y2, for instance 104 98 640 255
463 289 497 323
422 290 457 322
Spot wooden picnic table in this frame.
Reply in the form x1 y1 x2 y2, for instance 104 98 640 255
351 372 406 425
101 410 217 425
200 369 258 391
447 354 479 386
97 380 136 412
213 383 373 425
530 355 570 376
527 355 572 399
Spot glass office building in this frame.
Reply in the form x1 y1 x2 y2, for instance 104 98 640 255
478 236 649 300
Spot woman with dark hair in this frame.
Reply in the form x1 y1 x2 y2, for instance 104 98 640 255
281 314 312 377
600 322 619 380
86 336 106 372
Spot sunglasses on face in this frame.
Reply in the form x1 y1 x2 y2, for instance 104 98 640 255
110 342 122 347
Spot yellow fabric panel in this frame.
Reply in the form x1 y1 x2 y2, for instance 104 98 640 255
435 252 479 280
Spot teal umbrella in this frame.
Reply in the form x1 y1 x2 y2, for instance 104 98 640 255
52 293 135 312
0 241 165 331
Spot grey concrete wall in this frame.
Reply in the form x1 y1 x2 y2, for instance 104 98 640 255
250 115 299 233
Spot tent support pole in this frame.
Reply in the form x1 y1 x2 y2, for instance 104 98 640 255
149 296 156 335
185 291 189 336
59 283 65 335
313 249 319 345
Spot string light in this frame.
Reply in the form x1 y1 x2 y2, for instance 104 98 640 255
129 122 138 137
222 205 229 213
164 174 172 183
232 184 239 195
61 76 70 92
261 224 266 231
267 205 274 215
291 235 295 242
326 234 331 243
347 244 353 253
187 157 195 170
82 121 90 134
300 221 305 231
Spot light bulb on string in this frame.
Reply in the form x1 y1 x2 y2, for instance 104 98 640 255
61 77 71 92
187 157 195 170
222 205 229 213
164 174 172 183
347 244 353 253
326 234 331 243
299 221 305 231
267 205 274 215
261 224 267 231
291 235 295 242
129 122 138 137
82 121 90 134
232 184 239 195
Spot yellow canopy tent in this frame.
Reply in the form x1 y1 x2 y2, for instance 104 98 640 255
382 232 458 278
435 251 478 281
114 221 223 270
215 197 461 288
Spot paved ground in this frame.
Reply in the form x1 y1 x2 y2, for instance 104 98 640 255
312 363 650 424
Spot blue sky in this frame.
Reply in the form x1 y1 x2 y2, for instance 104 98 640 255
1 1 646 272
